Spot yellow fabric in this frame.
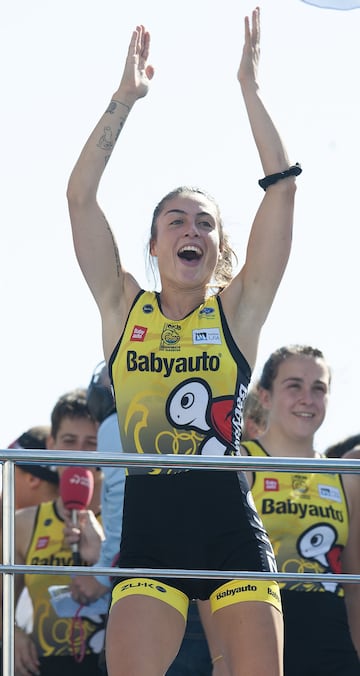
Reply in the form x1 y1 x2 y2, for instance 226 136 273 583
242 440 349 595
24 501 105 657
111 578 189 621
210 579 282 613
111 292 251 475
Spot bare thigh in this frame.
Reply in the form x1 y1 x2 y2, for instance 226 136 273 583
105 595 186 676
213 601 284 676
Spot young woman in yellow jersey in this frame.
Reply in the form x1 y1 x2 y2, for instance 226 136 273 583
241 346 360 675
67 9 301 676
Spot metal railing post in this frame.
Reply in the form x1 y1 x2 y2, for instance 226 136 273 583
2 460 15 676
0 448 359 675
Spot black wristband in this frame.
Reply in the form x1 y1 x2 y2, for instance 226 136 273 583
258 163 302 191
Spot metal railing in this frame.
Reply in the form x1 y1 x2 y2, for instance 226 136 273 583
1 449 360 674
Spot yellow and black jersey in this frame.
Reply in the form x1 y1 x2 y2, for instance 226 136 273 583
110 291 251 474
25 501 105 657
242 440 349 596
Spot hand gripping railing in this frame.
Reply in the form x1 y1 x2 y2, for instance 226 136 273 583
1 449 360 675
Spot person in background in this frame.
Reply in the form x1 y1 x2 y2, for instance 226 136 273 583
67 7 301 674
14 389 105 676
1 428 60 673
240 345 360 675
8 426 59 510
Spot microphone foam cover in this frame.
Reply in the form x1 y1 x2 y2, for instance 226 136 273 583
60 466 94 510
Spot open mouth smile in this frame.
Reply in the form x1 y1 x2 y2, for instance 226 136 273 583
177 245 203 262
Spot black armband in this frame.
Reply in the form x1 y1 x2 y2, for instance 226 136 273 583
258 163 302 191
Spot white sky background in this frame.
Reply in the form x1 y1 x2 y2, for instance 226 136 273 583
1 0 360 453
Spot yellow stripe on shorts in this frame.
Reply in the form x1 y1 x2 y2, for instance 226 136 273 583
111 578 189 622
210 579 282 613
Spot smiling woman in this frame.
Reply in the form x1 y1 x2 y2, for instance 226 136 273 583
67 9 301 676
239 344 360 675
147 185 236 295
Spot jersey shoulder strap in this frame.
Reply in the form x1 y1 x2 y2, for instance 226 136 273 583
241 439 267 457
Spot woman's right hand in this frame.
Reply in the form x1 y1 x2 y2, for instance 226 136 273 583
116 25 155 102
237 7 260 89
63 509 105 565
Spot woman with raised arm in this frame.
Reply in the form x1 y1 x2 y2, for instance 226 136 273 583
67 8 301 676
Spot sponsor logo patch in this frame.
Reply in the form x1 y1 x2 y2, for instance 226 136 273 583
192 328 221 345
199 307 215 317
142 304 154 314
160 323 181 351
318 484 342 503
292 475 309 494
131 325 148 342
264 478 279 491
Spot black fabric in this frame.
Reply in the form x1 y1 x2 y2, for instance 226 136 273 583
115 468 275 600
281 589 360 676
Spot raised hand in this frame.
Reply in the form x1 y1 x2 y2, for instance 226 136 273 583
117 25 155 101
238 7 260 86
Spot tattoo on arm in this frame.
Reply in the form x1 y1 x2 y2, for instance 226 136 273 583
95 99 130 263
107 100 130 114
106 101 118 114
115 120 124 142
97 126 113 150
98 101 127 157
104 216 121 277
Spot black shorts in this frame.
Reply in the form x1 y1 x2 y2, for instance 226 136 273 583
281 590 360 675
115 469 277 600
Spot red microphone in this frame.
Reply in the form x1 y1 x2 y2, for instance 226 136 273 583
60 467 94 565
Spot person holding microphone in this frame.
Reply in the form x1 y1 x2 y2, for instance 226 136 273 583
14 389 104 676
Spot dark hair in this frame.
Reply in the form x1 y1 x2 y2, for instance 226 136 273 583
50 388 96 439
87 361 115 423
10 425 50 450
8 425 59 485
259 345 331 391
147 186 237 288
325 433 360 459
17 464 59 485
